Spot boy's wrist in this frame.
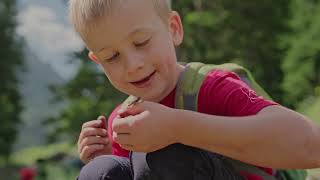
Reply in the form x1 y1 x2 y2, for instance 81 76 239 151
168 108 186 145
169 109 205 147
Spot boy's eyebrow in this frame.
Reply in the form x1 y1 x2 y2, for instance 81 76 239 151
95 27 152 53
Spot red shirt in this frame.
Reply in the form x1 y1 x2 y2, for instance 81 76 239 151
108 69 278 179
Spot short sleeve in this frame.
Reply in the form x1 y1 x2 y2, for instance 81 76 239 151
198 70 278 116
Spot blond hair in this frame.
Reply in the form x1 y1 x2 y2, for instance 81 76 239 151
69 0 172 40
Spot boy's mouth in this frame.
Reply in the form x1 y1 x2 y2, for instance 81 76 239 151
130 71 156 87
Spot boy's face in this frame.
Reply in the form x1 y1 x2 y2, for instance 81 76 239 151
86 0 184 102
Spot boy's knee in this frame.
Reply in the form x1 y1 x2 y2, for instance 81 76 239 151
78 155 132 180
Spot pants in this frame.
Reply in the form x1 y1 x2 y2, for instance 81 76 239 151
77 144 245 180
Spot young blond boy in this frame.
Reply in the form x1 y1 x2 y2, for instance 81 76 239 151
69 0 320 179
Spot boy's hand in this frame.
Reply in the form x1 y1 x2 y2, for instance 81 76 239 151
112 101 178 152
78 116 112 164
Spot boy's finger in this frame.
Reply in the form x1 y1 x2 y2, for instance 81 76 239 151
113 132 131 145
79 136 109 153
112 117 133 134
98 116 107 129
119 144 134 151
113 110 150 134
118 110 133 118
82 119 104 129
118 105 143 118
78 127 108 144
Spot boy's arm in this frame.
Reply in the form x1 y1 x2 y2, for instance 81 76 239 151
174 104 320 169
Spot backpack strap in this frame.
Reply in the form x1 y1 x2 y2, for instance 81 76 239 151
175 62 273 110
175 62 277 180
175 62 207 111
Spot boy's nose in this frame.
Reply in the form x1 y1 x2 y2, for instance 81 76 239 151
125 52 145 74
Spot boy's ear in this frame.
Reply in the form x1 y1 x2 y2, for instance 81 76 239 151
169 11 184 47
88 51 100 64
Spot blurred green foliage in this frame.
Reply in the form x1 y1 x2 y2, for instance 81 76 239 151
10 143 76 166
0 0 24 165
174 0 291 102
281 0 320 108
298 96 320 125
41 164 79 180
9 143 80 180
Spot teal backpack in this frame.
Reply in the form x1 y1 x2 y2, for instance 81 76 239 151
123 62 308 180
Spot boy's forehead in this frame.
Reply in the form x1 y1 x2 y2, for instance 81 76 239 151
86 2 164 53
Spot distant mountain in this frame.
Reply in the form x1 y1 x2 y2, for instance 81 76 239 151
14 48 66 150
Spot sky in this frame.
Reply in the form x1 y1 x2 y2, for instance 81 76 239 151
16 0 84 80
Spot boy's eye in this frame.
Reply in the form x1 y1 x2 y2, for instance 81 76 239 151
134 38 151 47
105 52 120 62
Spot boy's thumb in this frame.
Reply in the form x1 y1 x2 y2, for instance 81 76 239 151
98 115 107 129
118 103 144 118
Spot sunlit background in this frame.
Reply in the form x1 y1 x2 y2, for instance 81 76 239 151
0 0 319 179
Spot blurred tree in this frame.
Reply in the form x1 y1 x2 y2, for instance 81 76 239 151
281 0 320 107
0 0 24 164
173 0 291 102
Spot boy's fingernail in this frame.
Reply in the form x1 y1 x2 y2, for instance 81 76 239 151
102 129 107 135
98 116 105 120
117 108 125 114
